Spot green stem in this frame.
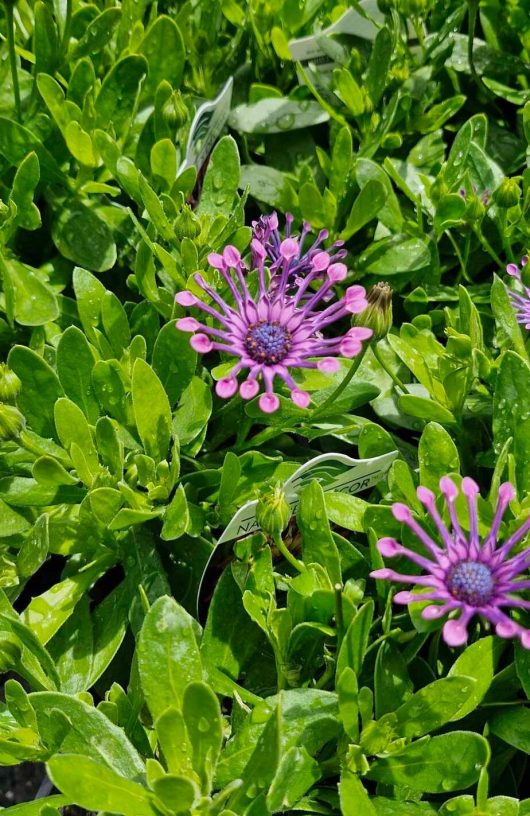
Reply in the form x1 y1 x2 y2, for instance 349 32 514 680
473 224 504 268
312 345 368 420
334 583 344 656
273 532 306 574
372 343 408 394
446 230 471 283
498 209 514 263
5 4 21 122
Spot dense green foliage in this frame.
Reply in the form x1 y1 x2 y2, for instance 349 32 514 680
0 0 530 813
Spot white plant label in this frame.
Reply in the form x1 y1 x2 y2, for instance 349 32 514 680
180 76 234 172
219 449 398 544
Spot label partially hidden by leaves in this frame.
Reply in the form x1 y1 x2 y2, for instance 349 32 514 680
197 450 397 615
222 450 397 543
288 2 385 73
180 77 234 173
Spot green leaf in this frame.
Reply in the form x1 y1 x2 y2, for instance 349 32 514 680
182 681 222 793
337 601 374 677
490 706 530 753
197 136 240 217
31 692 145 775
8 345 63 438
34 1 59 77
152 321 197 404
398 395 456 425
173 376 212 446
340 180 388 241
52 202 116 272
491 275 529 360
368 732 489 793
267 746 320 812
216 689 339 788
154 706 194 777
161 484 189 541
21 554 113 645
0 117 65 185
390 677 477 739
339 769 377 816
47 755 155 816
493 351 530 493
72 266 106 345
132 359 172 462
139 16 185 97
56 327 99 423
374 641 413 718
298 480 341 584
72 7 122 58
95 55 148 136
0 257 58 326
239 165 298 211
418 422 460 490
151 775 196 812
9 151 41 230
54 398 99 476
448 636 499 718
366 26 392 106
137 596 202 720
228 701 281 810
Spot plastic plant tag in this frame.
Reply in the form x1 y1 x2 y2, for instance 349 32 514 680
288 2 385 72
197 450 397 615
180 76 234 172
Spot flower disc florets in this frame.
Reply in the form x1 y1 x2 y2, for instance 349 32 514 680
175 229 372 413
371 476 530 648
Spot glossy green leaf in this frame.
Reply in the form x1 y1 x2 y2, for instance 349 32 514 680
56 327 99 423
368 732 489 793
132 359 172 462
137 596 202 720
47 755 155 816
8 345 63 438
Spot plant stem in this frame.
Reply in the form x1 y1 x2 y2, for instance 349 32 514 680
273 532 306 574
372 343 408 394
334 583 344 655
473 224 504 268
5 3 21 122
312 346 368 420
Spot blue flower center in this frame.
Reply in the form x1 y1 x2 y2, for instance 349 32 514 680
446 560 494 607
245 321 292 365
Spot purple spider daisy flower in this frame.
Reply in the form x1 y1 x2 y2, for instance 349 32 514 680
506 255 530 329
175 243 372 413
371 477 530 648
250 211 346 285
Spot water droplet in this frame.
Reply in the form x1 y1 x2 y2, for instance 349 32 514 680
277 113 295 130
198 717 210 733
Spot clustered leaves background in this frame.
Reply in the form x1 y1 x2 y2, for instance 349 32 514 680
0 0 530 813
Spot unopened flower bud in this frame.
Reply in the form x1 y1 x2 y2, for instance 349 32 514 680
353 281 393 341
0 404 25 441
465 195 485 222
174 204 201 240
0 364 21 403
162 91 188 129
429 177 450 205
382 132 402 150
494 177 522 209
256 483 291 537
